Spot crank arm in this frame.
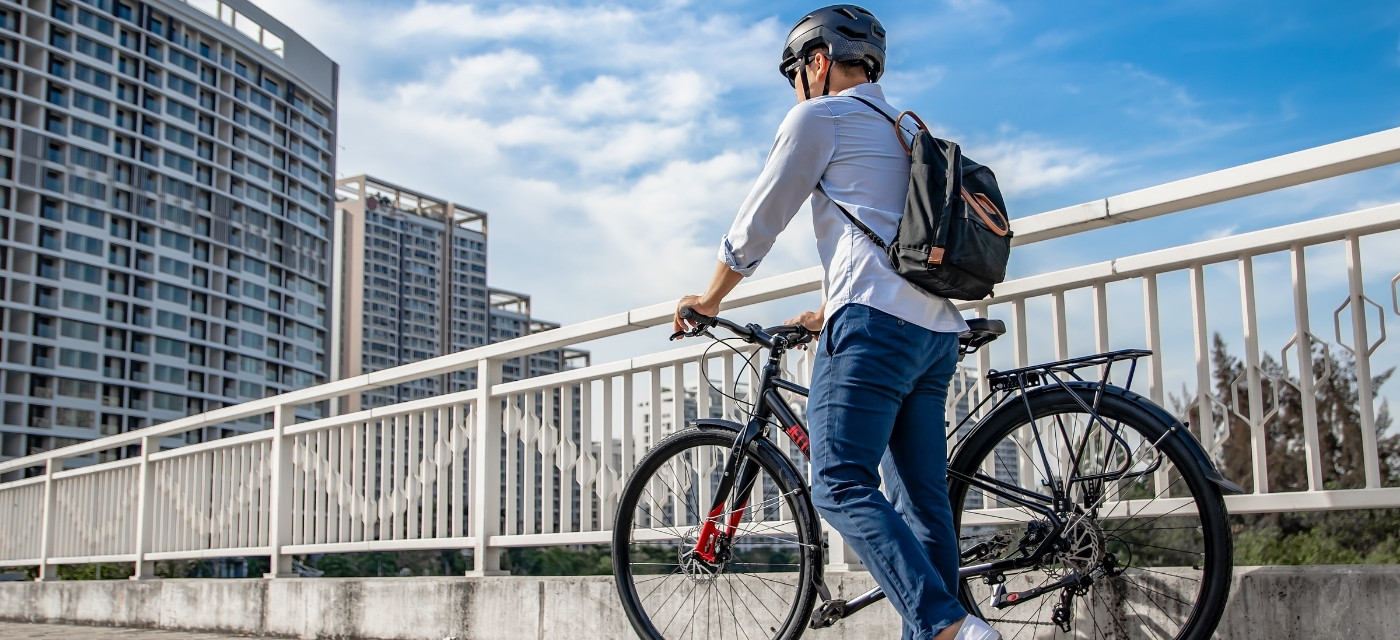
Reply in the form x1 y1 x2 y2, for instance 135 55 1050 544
991 571 1083 609
809 585 887 629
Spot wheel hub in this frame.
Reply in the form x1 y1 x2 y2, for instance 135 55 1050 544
678 531 729 584
1047 514 1104 576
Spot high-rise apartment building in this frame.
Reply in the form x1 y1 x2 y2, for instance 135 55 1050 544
334 175 591 535
332 175 586 411
0 0 338 471
331 175 486 410
486 288 588 380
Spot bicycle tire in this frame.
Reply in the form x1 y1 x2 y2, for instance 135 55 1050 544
613 428 820 640
948 386 1233 640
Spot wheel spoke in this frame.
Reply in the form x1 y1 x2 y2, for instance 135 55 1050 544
1131 565 1202 583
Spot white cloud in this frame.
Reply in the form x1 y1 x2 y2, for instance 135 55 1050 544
1031 30 1077 50
394 51 544 107
881 65 947 100
1199 225 1239 241
968 134 1110 194
385 3 640 43
257 0 797 330
943 0 1012 21
1116 63 1249 143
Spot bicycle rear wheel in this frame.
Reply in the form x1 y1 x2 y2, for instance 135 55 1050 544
948 386 1232 640
612 428 820 640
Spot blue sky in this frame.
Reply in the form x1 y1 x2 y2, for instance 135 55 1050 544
257 0 1400 381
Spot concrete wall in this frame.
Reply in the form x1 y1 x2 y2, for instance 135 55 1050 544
0 566 1395 639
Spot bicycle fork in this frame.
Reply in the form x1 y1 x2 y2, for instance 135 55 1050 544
690 420 765 563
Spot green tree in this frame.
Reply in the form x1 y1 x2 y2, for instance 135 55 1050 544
1174 334 1399 565
1174 335 1395 495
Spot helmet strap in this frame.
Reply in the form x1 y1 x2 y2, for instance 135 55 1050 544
798 51 834 100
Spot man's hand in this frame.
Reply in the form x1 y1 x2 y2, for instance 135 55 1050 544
673 295 720 337
784 309 825 334
673 262 744 338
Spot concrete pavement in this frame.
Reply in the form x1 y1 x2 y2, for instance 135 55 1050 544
3 567 1400 638
0 621 256 638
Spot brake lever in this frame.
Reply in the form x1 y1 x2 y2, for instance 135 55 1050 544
670 327 714 341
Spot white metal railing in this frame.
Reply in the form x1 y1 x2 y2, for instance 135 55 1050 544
2 128 1399 578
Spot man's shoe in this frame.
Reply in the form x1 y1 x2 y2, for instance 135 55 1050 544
955 615 1000 640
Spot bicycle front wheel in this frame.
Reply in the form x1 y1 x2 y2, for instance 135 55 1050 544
612 428 819 640
948 386 1233 640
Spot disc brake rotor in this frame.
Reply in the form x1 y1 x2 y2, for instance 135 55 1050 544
1048 514 1104 576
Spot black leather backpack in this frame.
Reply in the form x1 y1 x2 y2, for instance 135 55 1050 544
825 96 1012 301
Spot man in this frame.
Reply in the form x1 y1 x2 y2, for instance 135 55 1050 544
672 5 999 640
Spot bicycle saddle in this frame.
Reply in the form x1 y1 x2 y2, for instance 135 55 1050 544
958 318 1005 356
963 318 1005 337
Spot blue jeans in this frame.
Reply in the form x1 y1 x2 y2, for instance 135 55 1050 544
809 304 965 640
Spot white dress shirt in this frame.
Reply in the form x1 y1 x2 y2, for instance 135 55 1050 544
719 83 969 334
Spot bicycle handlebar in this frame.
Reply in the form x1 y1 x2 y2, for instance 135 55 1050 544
672 307 814 350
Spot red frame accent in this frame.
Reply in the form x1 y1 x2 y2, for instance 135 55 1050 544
784 423 810 454
691 499 751 563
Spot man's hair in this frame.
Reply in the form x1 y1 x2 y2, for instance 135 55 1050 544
806 46 875 80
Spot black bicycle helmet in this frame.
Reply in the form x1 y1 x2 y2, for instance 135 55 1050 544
779 5 887 84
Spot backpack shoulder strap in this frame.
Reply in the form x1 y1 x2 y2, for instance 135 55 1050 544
815 182 890 251
847 95 896 125
845 95 924 144
816 95 919 251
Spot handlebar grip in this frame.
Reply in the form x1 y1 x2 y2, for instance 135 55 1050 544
680 306 716 326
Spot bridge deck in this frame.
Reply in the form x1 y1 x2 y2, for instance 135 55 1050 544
0 621 255 639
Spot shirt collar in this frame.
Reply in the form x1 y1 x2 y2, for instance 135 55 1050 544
836 82 885 101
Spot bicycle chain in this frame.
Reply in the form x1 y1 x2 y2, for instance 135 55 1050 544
958 529 1010 546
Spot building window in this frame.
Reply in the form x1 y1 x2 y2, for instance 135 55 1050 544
61 289 100 313
58 347 98 370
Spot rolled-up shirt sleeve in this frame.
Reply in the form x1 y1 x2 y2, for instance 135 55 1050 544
719 101 836 277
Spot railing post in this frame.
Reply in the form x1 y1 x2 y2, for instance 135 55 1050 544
1240 256 1270 493
823 525 866 572
1344 234 1383 488
264 403 296 578
130 435 158 579
467 357 506 576
35 458 60 581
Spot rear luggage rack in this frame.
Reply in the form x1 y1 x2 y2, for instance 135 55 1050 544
985 349 1152 392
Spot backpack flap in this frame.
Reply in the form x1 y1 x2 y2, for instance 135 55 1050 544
895 131 959 266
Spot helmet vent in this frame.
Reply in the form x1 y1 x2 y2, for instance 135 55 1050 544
834 25 866 39
834 7 856 19
853 7 874 16
872 24 886 38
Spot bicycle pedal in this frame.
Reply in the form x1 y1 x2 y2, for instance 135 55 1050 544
808 599 847 629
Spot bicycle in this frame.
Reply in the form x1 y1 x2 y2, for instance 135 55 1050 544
612 308 1240 640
